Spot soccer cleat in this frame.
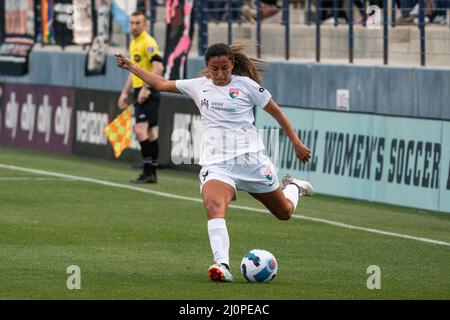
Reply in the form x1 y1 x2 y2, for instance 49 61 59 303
282 174 314 197
130 173 157 184
208 264 233 283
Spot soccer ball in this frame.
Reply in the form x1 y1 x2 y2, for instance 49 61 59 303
240 249 278 283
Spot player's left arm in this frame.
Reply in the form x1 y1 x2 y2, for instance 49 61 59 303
263 98 311 163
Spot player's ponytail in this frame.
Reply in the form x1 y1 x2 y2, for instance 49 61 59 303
230 42 265 84
202 42 265 84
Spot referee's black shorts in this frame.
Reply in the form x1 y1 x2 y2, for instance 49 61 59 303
133 87 160 127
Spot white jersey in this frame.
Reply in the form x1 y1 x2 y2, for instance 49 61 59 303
176 75 272 165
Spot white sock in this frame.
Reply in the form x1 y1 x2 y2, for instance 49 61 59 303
207 218 230 266
283 184 299 209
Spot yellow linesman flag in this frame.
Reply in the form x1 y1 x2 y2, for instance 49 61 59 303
103 106 132 158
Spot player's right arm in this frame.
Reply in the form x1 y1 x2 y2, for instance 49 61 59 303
115 53 179 93
263 98 311 163
118 75 133 109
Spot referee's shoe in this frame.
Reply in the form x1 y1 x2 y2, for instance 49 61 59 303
131 159 157 183
131 172 156 184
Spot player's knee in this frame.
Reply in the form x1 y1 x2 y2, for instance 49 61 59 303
275 206 292 221
204 198 226 217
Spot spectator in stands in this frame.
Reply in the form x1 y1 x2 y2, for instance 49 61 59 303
397 0 416 24
397 0 434 24
354 0 368 26
209 0 244 22
241 0 280 23
242 0 257 22
260 0 281 18
208 0 226 21
313 0 348 24
430 0 449 24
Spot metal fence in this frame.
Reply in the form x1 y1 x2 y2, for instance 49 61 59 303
144 0 450 67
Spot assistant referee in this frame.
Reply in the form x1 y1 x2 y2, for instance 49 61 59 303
118 10 164 183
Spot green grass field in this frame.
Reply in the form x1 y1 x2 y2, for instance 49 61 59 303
1 146 449 300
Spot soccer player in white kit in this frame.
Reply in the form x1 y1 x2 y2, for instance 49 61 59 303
115 43 314 283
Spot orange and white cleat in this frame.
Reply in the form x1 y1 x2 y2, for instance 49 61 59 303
208 264 233 283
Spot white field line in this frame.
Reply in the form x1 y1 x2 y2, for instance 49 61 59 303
0 177 76 181
1 163 449 248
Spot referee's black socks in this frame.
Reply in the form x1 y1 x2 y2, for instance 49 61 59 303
149 139 159 161
139 139 159 177
139 139 151 160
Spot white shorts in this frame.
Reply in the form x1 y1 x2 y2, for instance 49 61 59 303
199 152 280 194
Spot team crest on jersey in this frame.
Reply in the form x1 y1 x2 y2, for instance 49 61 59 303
229 88 240 99
134 54 141 62
262 168 273 181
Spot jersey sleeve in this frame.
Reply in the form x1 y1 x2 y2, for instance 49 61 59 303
245 78 272 109
145 37 162 62
175 78 202 105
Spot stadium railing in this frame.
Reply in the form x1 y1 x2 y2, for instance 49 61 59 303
187 0 450 66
